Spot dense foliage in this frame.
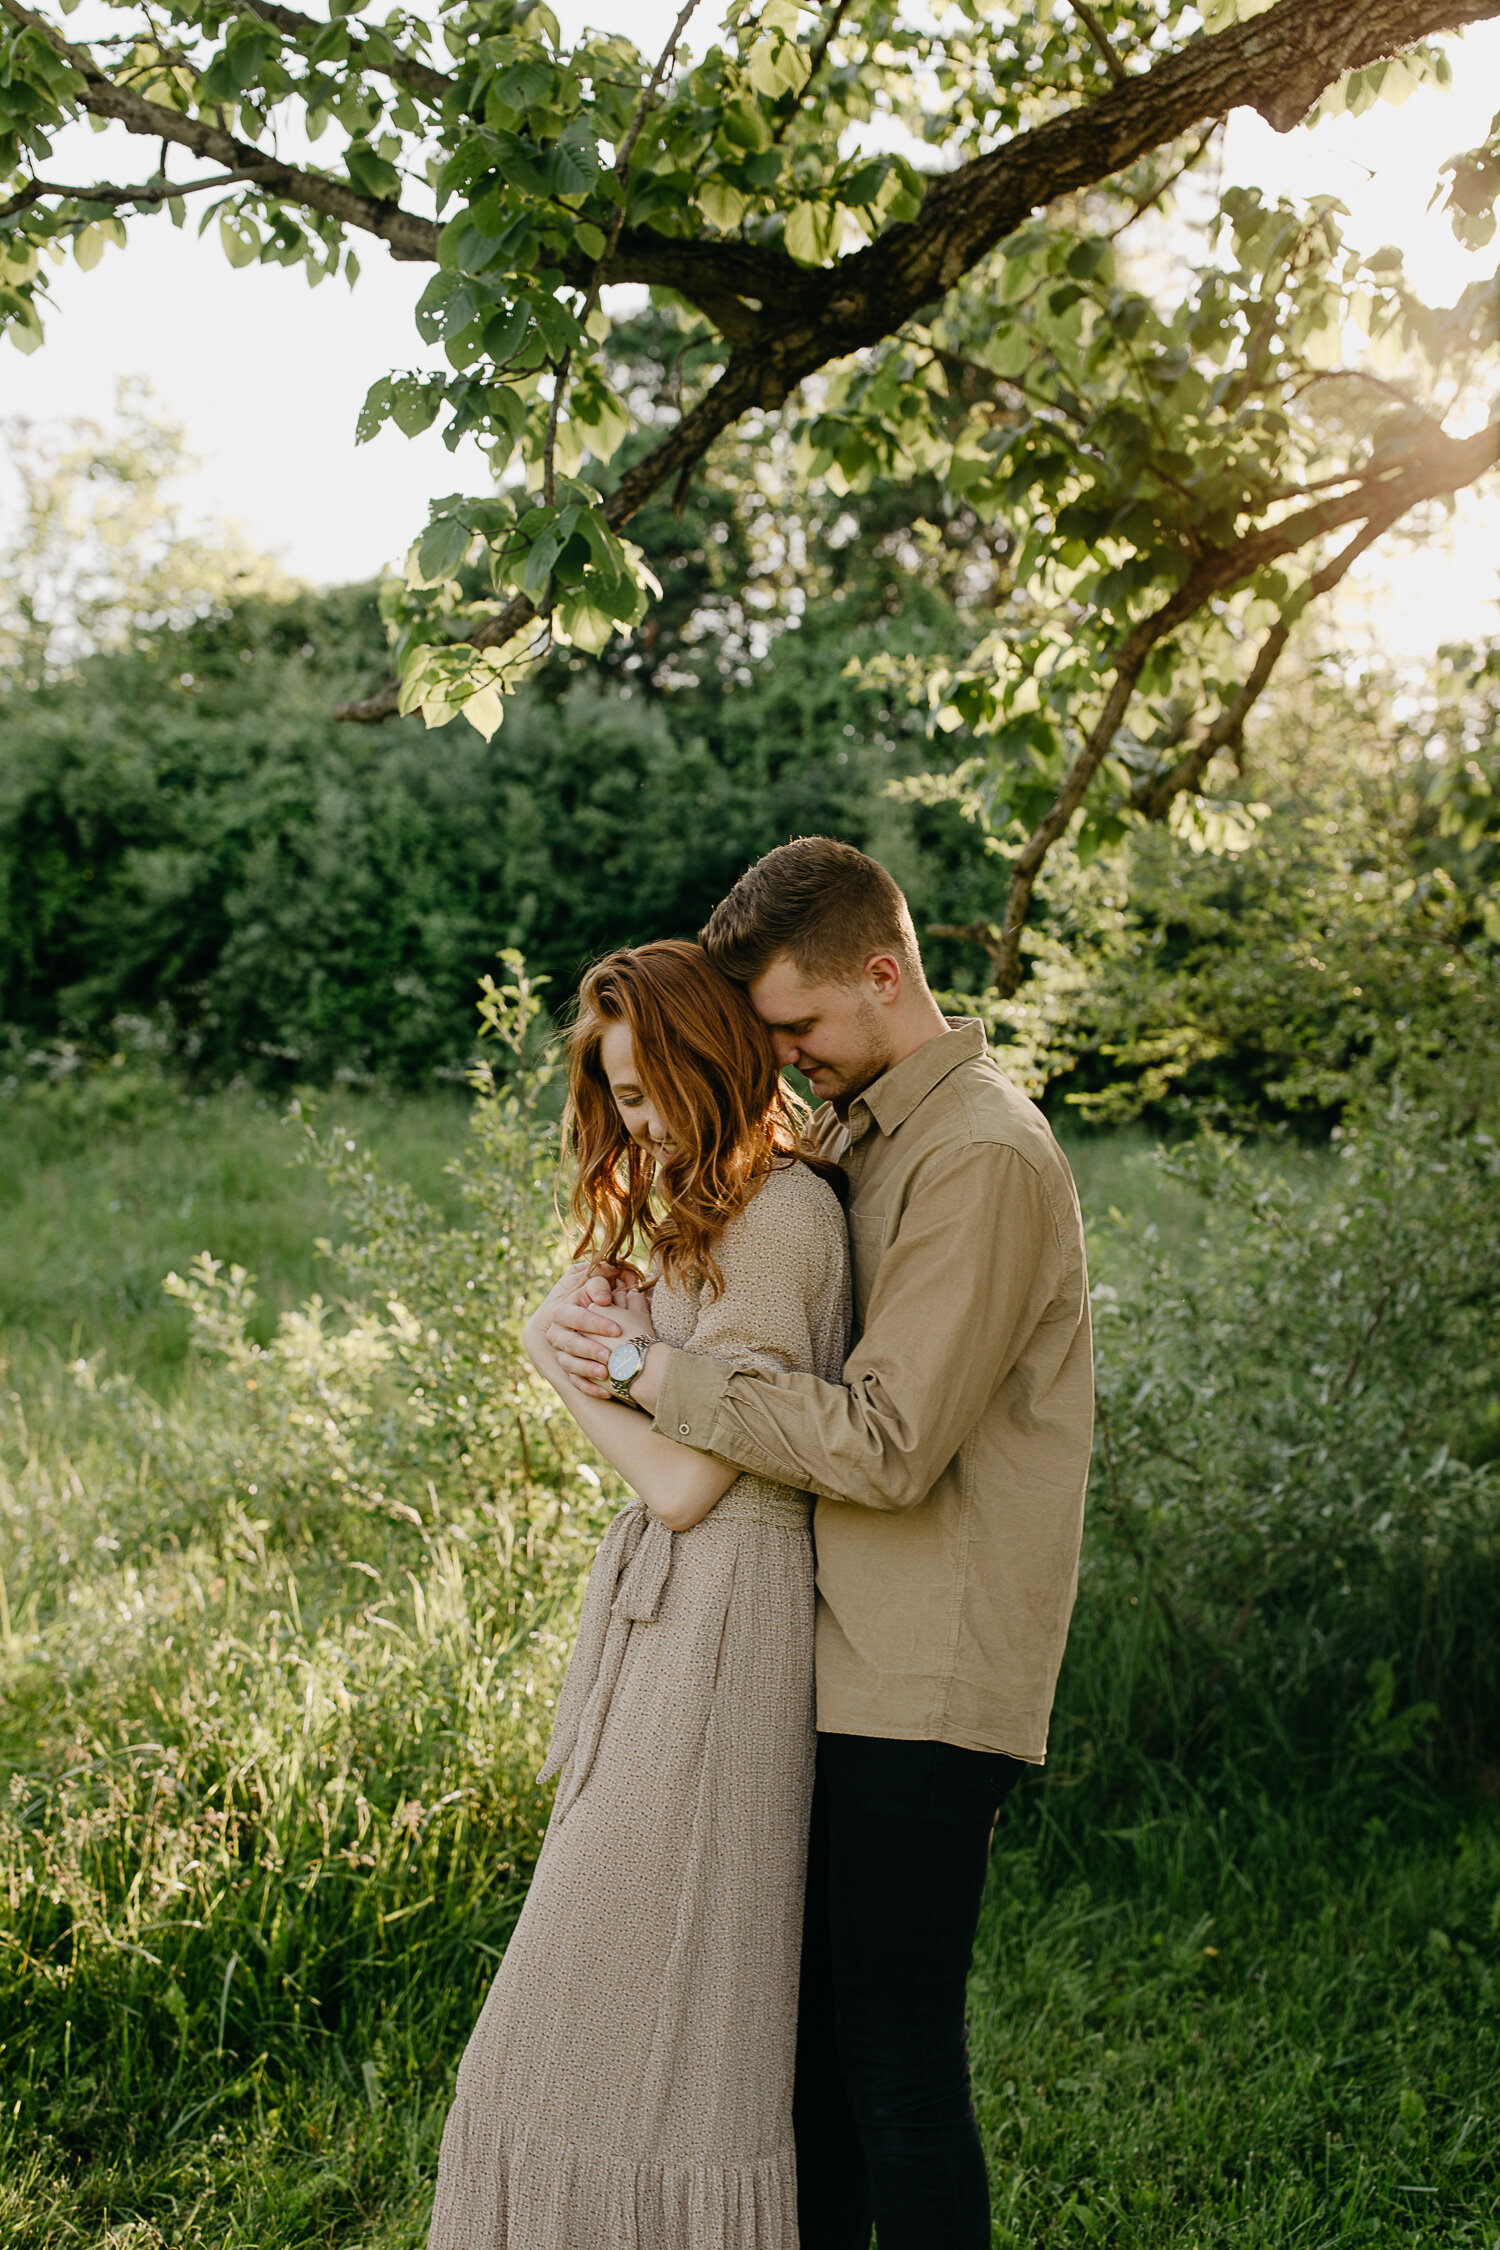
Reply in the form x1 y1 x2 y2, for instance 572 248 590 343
3 0 1498 973
987 643 1500 1127
0 573 992 1081
6 552 1498 1128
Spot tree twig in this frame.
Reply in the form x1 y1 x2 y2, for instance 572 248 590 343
1129 508 1404 821
1106 121 1219 239
0 0 440 260
1069 0 1129 85
541 0 699 548
771 0 851 145
0 168 244 218
985 416 1500 995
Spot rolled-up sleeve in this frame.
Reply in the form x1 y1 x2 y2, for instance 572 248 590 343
653 1142 1061 1512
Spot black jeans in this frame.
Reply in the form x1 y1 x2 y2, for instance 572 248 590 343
792 1732 1023 2250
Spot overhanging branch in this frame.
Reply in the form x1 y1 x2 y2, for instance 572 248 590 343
0 0 443 260
982 417 1500 997
9 0 1496 728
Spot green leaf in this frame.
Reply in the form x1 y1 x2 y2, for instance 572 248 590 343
552 589 617 653
785 202 838 266
494 60 554 109
219 216 260 270
390 374 443 437
529 293 580 358
417 512 473 582
346 144 402 202
355 375 392 444
746 33 810 98
436 134 499 214
522 505 581 597
481 301 531 362
841 159 890 211
225 21 276 92
886 157 925 224
540 127 598 198
741 148 784 190
574 220 607 261
698 178 751 231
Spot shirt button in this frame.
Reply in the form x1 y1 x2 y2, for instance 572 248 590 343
678 1423 691 1436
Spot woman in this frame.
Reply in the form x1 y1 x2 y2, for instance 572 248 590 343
428 940 850 2250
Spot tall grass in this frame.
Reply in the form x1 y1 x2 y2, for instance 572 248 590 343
0 1050 471 1389
0 986 1495 2244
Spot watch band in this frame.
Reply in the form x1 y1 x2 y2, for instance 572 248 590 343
607 1336 651 1405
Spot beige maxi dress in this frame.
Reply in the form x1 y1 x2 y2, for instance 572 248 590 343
428 1159 851 2250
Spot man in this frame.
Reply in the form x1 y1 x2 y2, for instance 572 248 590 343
546 836 1093 2250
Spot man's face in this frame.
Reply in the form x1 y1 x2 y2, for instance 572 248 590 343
746 954 899 1111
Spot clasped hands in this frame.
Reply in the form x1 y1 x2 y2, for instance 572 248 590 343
528 1261 659 1406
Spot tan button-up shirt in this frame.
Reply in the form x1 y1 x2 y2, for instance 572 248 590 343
654 1020 1092 1762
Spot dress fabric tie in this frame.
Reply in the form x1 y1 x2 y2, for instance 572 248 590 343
539 1501 675 1825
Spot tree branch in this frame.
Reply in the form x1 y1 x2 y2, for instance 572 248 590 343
1068 0 1130 85
0 0 442 261
1130 513 1397 820
336 345 769 721
0 168 245 218
771 0 852 143
984 416 1500 994
13 0 1491 730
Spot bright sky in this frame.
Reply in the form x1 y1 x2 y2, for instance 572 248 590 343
3 7 1498 654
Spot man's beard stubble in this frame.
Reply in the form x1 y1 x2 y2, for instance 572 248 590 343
822 996 898 1119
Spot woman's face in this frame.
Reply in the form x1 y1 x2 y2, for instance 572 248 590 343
599 1021 674 1166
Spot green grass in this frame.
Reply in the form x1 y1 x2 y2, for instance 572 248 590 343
0 1091 1493 2248
972 1806 1499 2247
0 1088 472 1393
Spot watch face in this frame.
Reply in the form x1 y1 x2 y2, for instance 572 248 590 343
608 1340 642 1384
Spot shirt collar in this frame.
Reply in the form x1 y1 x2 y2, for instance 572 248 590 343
837 1019 987 1145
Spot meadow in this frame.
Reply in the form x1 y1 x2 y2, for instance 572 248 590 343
0 1011 1495 2248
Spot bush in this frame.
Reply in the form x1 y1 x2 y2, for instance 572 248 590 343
992 648 1500 1131
0 583 983 1085
1061 1102 1500 1811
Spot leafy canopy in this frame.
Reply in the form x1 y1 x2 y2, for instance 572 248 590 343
3 0 1500 978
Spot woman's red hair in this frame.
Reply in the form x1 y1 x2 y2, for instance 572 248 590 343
565 940 821 1295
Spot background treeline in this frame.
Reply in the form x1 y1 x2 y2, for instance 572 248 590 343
4 375 1498 1128
0 578 975 1084
5 573 1500 1125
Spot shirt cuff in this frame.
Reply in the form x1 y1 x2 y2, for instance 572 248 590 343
654 1348 731 1451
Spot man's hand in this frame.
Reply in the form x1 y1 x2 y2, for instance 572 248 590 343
546 1269 631 1399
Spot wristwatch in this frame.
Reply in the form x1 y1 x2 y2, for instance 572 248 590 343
607 1335 653 1407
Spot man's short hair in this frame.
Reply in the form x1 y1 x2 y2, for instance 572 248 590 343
700 836 921 987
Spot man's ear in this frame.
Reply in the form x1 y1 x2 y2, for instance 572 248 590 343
865 952 904 1000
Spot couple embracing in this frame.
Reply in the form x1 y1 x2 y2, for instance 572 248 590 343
427 838 1094 2250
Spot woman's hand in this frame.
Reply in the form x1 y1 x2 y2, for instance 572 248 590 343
604 1287 657 1349
522 1263 596 1371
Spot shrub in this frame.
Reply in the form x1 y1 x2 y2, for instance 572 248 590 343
0 584 979 1084
1061 1101 1500 1814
